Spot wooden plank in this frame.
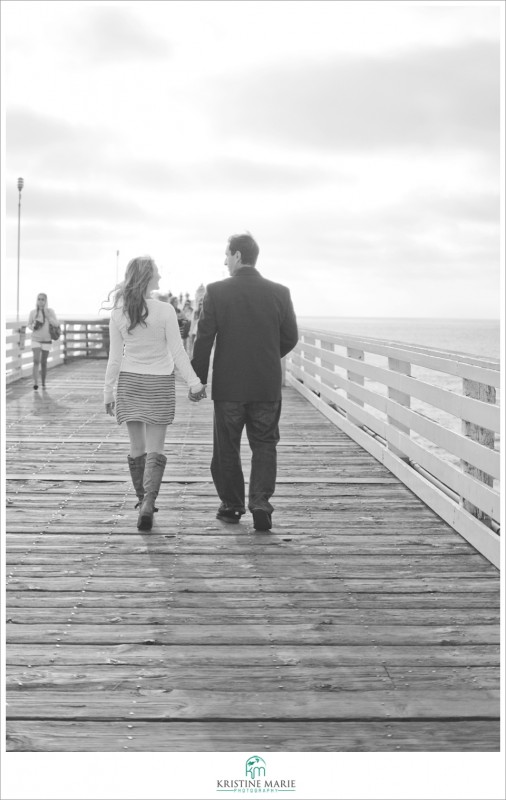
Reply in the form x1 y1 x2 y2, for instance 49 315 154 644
5 688 499 720
6 575 500 592
6 474 398 484
5 534 479 554
6 664 393 692
6 607 500 626
6 643 500 667
6 623 500 646
6 591 500 609
6 664 499 692
6 719 500 751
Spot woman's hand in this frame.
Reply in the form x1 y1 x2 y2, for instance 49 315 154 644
188 385 207 402
105 401 116 416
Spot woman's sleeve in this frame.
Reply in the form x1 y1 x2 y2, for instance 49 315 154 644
48 309 60 324
164 306 202 388
103 316 123 404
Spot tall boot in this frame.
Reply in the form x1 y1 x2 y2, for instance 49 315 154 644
137 452 167 531
127 453 147 508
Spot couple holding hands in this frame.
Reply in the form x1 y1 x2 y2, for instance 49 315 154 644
104 232 299 533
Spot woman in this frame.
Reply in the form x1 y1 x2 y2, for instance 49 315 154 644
103 256 206 531
27 293 59 390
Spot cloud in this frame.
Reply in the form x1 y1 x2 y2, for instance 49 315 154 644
78 6 171 62
211 40 500 154
9 184 147 224
6 108 94 153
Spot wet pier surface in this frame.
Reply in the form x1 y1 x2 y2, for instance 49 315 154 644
5 360 500 751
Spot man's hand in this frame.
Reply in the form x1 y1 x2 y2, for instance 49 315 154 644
105 401 115 416
189 385 207 402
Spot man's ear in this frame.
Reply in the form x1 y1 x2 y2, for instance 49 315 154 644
235 250 242 265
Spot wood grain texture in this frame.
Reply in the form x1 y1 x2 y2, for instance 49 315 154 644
5 359 500 752
6 720 499 752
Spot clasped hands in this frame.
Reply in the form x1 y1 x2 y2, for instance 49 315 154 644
189 384 207 403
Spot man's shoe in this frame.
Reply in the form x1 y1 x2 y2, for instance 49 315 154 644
252 509 272 531
216 507 243 524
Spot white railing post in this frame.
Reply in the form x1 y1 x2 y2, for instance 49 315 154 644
461 379 496 526
320 339 335 386
346 347 364 428
387 358 411 461
302 333 317 379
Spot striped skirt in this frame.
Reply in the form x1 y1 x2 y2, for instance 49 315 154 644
116 372 176 425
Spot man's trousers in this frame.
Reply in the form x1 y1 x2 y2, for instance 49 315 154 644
211 400 282 514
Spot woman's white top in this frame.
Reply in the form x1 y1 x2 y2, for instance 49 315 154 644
28 308 59 344
104 298 202 404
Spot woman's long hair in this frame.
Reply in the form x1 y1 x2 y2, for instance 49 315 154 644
103 256 155 333
35 293 48 323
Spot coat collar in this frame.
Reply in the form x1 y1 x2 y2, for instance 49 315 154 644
233 266 261 278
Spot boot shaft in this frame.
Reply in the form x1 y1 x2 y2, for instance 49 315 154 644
143 452 167 499
137 452 167 531
127 453 147 502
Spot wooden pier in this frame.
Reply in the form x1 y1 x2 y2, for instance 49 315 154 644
5 358 500 752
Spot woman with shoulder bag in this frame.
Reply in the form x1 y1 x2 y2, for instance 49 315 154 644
27 293 60 390
103 256 207 531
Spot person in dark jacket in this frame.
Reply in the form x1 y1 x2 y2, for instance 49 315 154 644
191 232 299 531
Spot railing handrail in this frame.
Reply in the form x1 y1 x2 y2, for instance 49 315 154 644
299 327 500 376
287 328 500 568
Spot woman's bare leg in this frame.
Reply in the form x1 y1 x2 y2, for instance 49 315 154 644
126 421 147 457
32 348 41 386
146 423 168 455
40 350 49 387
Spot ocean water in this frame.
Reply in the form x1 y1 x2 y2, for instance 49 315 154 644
297 317 500 359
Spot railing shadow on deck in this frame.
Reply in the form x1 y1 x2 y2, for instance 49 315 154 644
285 329 500 568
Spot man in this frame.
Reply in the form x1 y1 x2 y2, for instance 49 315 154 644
191 232 299 531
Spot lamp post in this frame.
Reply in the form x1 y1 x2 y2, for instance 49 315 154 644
16 177 24 322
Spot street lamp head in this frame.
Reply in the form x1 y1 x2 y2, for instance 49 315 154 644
17 177 24 192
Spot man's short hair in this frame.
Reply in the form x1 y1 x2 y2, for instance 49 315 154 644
228 232 259 266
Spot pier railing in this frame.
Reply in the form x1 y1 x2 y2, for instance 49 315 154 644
5 319 110 384
286 329 500 567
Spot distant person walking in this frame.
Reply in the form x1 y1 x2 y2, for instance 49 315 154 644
188 285 205 358
191 232 298 531
27 293 60 390
103 256 206 531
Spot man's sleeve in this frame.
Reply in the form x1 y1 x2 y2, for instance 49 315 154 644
191 288 217 384
280 290 299 358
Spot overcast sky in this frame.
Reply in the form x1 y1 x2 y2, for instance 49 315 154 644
2 0 502 319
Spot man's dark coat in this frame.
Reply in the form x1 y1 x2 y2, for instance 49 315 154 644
191 267 299 401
